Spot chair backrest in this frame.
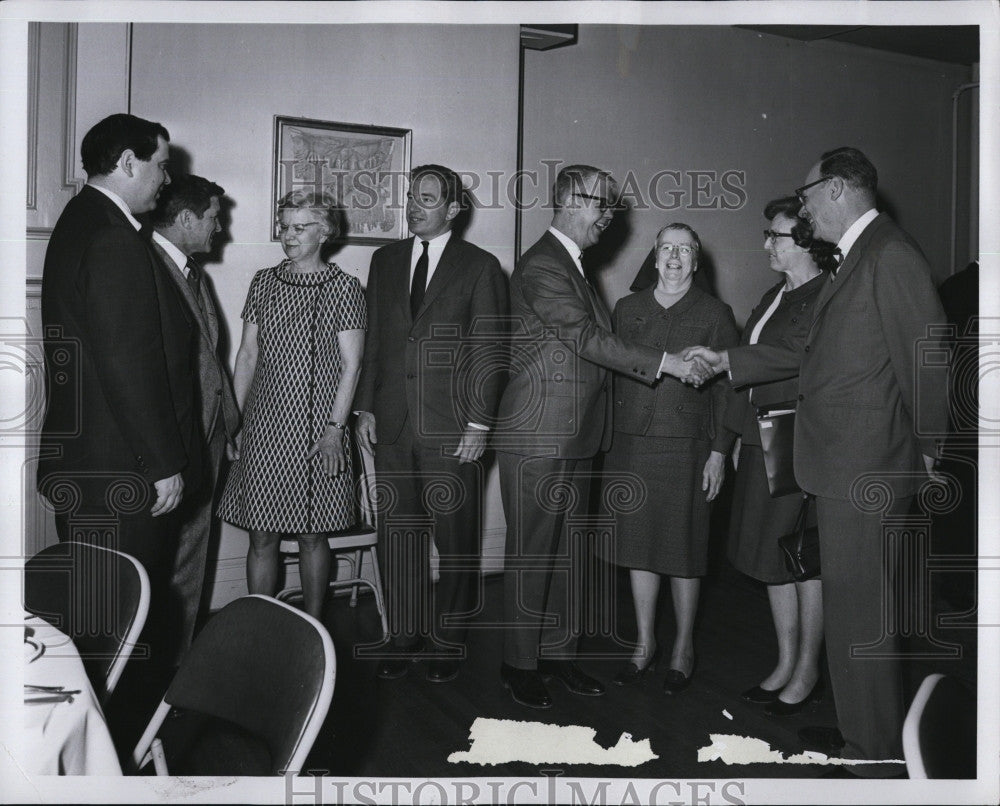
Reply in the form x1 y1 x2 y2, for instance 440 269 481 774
24 540 150 705
902 673 977 779
163 595 335 774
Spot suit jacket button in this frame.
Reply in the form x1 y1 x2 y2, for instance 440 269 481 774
408 336 415 342
804 344 810 353
407 373 415 379
792 317 798 323
616 400 623 407
676 405 683 412
640 370 646 376
798 394 805 401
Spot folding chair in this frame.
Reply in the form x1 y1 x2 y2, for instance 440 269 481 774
24 540 150 706
277 439 388 639
132 595 335 776
902 672 977 778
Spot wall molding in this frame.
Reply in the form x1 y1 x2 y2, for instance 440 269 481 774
61 23 84 194
26 23 41 211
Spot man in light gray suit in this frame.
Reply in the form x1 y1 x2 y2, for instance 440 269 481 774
150 174 239 664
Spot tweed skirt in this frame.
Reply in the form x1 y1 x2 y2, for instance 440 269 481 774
727 443 812 584
598 432 712 577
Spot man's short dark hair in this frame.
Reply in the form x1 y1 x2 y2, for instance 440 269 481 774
819 146 878 195
410 164 463 207
151 174 225 228
81 113 170 178
553 164 618 209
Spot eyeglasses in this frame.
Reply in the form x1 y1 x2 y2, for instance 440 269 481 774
794 176 830 204
277 222 320 235
764 230 795 241
572 192 615 212
657 243 696 256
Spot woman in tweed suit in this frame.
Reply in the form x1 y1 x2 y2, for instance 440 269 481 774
599 223 738 693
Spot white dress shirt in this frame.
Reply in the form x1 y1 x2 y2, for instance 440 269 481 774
409 229 452 290
836 207 879 262
547 226 585 277
87 183 142 231
151 231 190 276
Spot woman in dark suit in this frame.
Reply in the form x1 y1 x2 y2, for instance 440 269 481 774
600 223 739 693
726 196 835 715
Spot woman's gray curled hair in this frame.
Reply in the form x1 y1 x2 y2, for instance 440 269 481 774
276 188 342 241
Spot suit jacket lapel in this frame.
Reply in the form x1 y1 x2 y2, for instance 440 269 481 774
810 213 885 329
387 238 414 323
149 241 198 332
413 236 461 323
543 232 611 330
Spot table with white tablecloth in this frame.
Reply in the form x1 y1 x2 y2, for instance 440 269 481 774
22 614 122 775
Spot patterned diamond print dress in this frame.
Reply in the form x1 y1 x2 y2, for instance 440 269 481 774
218 261 367 533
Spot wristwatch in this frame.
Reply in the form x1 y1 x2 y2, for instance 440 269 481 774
326 420 346 430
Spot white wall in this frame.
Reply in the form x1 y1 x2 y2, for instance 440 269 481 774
522 25 973 326
128 23 521 605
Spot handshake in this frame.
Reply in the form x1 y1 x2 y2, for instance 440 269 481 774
660 346 729 387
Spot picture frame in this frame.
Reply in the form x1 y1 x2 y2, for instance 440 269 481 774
272 115 412 245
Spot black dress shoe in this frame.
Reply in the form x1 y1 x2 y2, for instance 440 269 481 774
741 684 781 704
662 668 693 694
538 660 605 696
613 647 661 686
500 663 552 709
426 658 460 683
798 725 846 755
764 678 825 717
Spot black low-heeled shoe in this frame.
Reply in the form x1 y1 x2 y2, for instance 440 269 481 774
741 684 781 704
613 646 661 686
763 677 825 717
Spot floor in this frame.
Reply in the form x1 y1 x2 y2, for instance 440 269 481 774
303 556 978 781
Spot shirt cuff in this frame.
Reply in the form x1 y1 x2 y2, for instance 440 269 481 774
467 422 490 431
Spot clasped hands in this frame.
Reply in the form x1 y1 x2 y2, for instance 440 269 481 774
662 346 728 387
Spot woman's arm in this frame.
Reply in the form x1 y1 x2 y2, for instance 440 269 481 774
228 319 259 459
308 328 365 476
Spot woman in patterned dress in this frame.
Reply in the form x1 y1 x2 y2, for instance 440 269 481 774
218 189 367 619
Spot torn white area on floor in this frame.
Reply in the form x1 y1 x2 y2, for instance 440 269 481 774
699 734 904 766
448 717 658 766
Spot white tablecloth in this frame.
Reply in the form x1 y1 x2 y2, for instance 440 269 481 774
22 614 122 775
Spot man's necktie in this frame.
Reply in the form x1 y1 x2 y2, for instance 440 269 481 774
410 240 429 317
830 247 844 278
138 221 154 241
185 258 202 302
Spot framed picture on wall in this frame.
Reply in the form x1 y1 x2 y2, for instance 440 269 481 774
272 115 412 245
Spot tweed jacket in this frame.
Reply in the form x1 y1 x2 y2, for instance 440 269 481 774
612 285 738 452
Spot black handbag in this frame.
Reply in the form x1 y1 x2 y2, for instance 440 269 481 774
755 401 799 497
778 494 820 581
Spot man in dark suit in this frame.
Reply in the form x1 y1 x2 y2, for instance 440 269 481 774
38 113 202 668
149 175 240 664
494 164 709 709
355 164 508 683
687 147 949 770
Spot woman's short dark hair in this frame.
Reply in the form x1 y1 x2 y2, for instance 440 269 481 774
764 195 837 272
276 189 341 241
81 113 169 178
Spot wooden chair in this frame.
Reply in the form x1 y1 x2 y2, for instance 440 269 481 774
132 595 335 776
276 439 388 639
24 540 150 706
